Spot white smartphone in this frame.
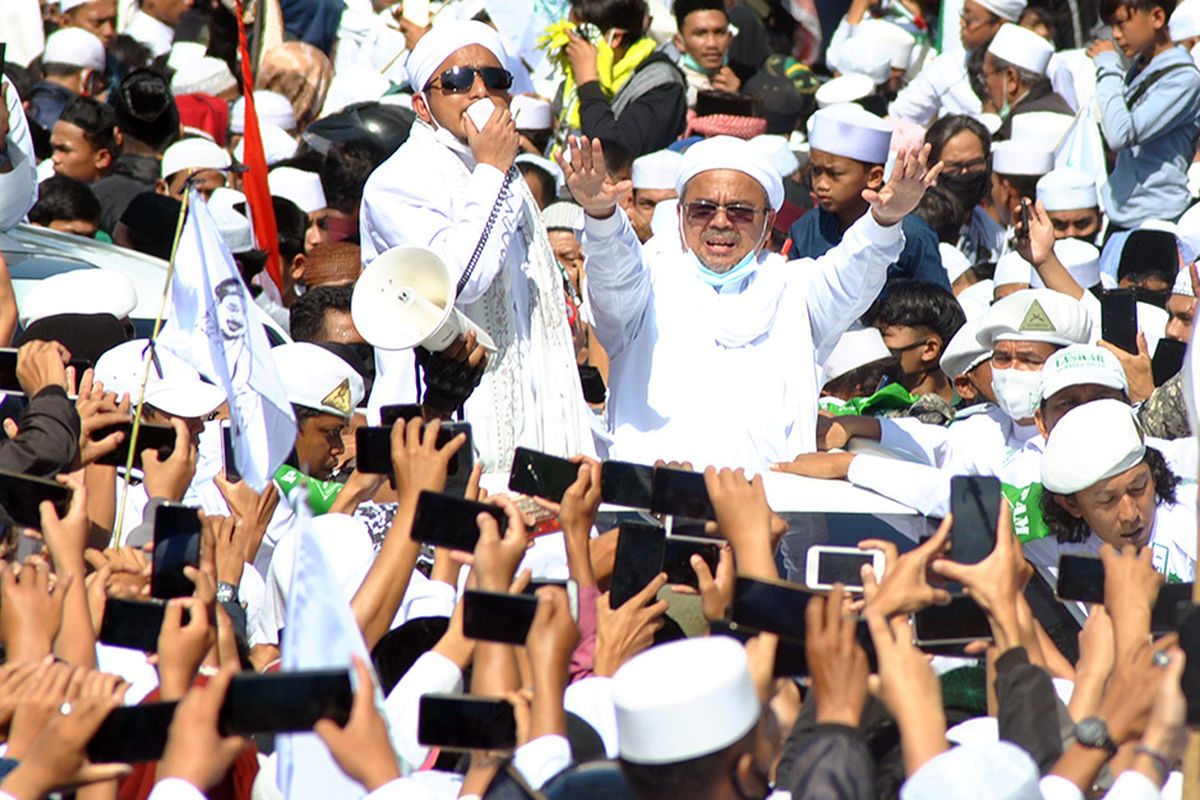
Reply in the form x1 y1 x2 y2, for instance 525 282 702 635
401 0 430 28
466 98 495 132
804 546 885 593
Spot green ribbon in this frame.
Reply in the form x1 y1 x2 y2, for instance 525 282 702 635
820 383 918 417
273 464 343 516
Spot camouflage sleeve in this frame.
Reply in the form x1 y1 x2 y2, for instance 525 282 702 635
1138 372 1192 440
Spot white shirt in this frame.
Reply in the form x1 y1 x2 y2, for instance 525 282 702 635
889 51 983 125
124 10 175 57
0 76 37 232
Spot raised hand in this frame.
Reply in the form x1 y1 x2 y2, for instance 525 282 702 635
558 135 632 218
594 573 669 677
864 144 943 227
472 496 529 592
314 656 402 793
157 666 247 792
390 417 466 504
860 518 952 618
807 586 869 727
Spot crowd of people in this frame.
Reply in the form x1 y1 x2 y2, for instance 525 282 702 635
0 0 1199 796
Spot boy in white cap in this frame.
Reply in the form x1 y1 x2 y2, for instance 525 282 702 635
510 95 553 155
989 139 1054 231
158 138 232 200
55 0 116 47
620 149 683 243
820 326 896 409
271 342 364 484
984 24 1072 140
940 317 995 408
1036 168 1104 242
1089 0 1200 230
788 105 949 289
1165 264 1196 342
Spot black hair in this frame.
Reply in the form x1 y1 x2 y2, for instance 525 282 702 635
866 281 967 346
620 724 757 800
59 94 119 155
320 142 383 215
1020 6 1059 40
925 114 992 164
823 355 899 399
289 284 354 343
42 62 86 78
672 0 728 31
998 172 1041 200
914 185 968 244
602 139 635 179
214 277 242 300
109 68 179 152
1100 0 1175 24
571 0 649 39
973 260 997 281
272 196 308 265
519 127 552 155
1041 447 1179 544
292 404 325 426
107 35 155 84
517 162 556 209
29 175 101 226
118 191 182 258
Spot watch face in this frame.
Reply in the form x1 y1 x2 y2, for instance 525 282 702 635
1076 718 1108 747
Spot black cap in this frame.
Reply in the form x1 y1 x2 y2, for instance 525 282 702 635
15 313 131 364
1117 229 1179 283
109 68 179 152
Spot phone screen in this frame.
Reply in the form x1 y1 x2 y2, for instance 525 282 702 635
218 669 353 736
379 404 426 426
1055 555 1105 603
0 468 71 528
87 702 179 763
711 620 809 677
98 598 168 652
1178 603 1200 724
662 536 719 588
610 522 666 608
949 475 1000 564
815 551 875 587
410 490 506 551
1152 338 1187 387
730 576 815 640
913 596 992 645
600 461 655 509
152 504 201 599
1101 289 1138 355
0 348 19 393
462 589 539 645
507 447 578 503
418 694 517 750
221 421 240 483
354 426 393 475
650 467 716 520
94 422 176 468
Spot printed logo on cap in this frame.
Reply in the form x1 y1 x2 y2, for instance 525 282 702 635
323 379 353 416
1018 300 1056 333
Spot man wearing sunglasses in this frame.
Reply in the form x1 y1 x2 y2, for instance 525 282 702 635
561 133 943 468
360 21 595 475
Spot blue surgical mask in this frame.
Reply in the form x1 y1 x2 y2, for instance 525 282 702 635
681 51 728 76
684 246 761 288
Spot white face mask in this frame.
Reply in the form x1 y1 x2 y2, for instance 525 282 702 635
991 367 1042 423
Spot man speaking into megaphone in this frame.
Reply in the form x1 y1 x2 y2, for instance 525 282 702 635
359 20 594 474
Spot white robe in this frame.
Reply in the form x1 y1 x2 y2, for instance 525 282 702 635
0 76 37 232
889 51 983 126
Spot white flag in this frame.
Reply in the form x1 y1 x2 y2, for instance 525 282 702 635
159 188 295 491
1054 104 1109 211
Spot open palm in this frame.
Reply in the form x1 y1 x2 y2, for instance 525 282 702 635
864 144 943 226
557 135 632 218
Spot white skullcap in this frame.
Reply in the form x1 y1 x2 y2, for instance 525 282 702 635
20 270 137 327
42 28 105 72
171 56 238 99
940 242 973 284
901 741 1040 800
940 319 991 378
834 45 892 84
510 95 552 130
815 74 877 109
406 20 506 94
230 91 297 135
1037 168 1098 211
809 103 893 165
320 65 391 117
823 326 892 383
207 187 254 254
992 140 1054 176
516 153 565 197
1172 0 1200 41
749 135 800 179
973 0 1028 22
988 24 1055 76
1037 344 1127 403
95 339 225 418
957 279 995 320
650 198 681 240
234 123 298 166
1054 238 1101 289
613 636 759 765
993 251 1033 287
1042 399 1145 494
633 149 684 190
676 135 784 211
161 138 233 179
977 288 1092 347
541 201 583 232
167 41 206 70
272 343 364 419
856 18 916 69
1010 112 1073 147
1173 266 1195 297
269 167 327 214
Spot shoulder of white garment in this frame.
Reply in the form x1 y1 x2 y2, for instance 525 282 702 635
513 734 573 789
1038 774 1085 800
146 778 208 800
1099 770 1166 800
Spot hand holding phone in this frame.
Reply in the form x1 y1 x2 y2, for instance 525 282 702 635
418 694 517 750
805 546 884 592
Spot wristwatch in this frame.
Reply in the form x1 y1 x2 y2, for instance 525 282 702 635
1074 717 1118 756
216 581 238 605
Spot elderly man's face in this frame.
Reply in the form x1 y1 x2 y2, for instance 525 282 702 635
680 170 774 273
416 45 511 143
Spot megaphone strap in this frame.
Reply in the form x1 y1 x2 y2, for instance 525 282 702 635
458 166 519 297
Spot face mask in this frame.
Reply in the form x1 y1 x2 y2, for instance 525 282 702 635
681 51 727 75
938 169 991 209
420 92 474 158
991 366 1042 422
680 216 766 288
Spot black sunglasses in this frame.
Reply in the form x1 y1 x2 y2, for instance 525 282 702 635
683 201 765 227
427 66 514 94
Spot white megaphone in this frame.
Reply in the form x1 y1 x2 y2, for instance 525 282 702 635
351 245 497 353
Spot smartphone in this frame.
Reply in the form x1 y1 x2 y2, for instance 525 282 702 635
418 693 517 750
508 447 579 503
410 490 506 552
1055 555 1105 604
1100 289 1139 355
912 595 993 646
662 535 720 589
466 98 495 132
949 475 1000 565
579 364 606 405
218 669 353 736
221 420 240 483
1152 338 1187 387
356 422 472 480
87 701 179 763
0 469 71 528
711 620 809 677
1018 199 1031 242
1178 603 1200 724
93 422 177 468
650 467 716 520
805 546 884 592
402 0 431 28
609 522 666 609
462 589 540 645
1152 582 1193 634
730 575 816 641
379 404 427 426
524 578 580 622
98 597 169 652
600 460 655 509
151 503 202 600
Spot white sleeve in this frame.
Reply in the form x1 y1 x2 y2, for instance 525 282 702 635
888 64 942 125
382 651 464 771
1040 775 1086 800
846 454 953 517
582 209 652 359
147 778 208 800
878 417 952 466
512 734 572 789
0 76 36 232
1100 771 1163 800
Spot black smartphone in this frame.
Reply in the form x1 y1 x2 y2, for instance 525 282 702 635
610 522 666 608
1178 603 1200 724
1055 555 1105 603
410 490 506 552
949 475 1000 564
221 420 240 483
650 467 716 520
418 694 517 750
913 595 993 646
662 535 720 589
379 403 427 426
218 669 353 736
1018 198 1031 242
151 503 201 600
711 620 809 677
730 575 816 641
1152 338 1187 387
87 701 179 763
579 364 606 405
1152 582 1193 634
462 589 540 645
508 447 579 503
94 422 177 468
0 468 71 528
97 597 168 652
354 425 393 475
1101 289 1139 355
0 348 19 394
600 460 655 509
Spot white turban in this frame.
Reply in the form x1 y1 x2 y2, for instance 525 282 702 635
676 136 784 211
406 20 507 94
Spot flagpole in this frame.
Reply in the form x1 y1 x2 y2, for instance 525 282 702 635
114 189 191 546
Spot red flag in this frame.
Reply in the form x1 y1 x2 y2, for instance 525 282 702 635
233 1 282 292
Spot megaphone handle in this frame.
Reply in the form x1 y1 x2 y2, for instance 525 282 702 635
457 166 518 297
